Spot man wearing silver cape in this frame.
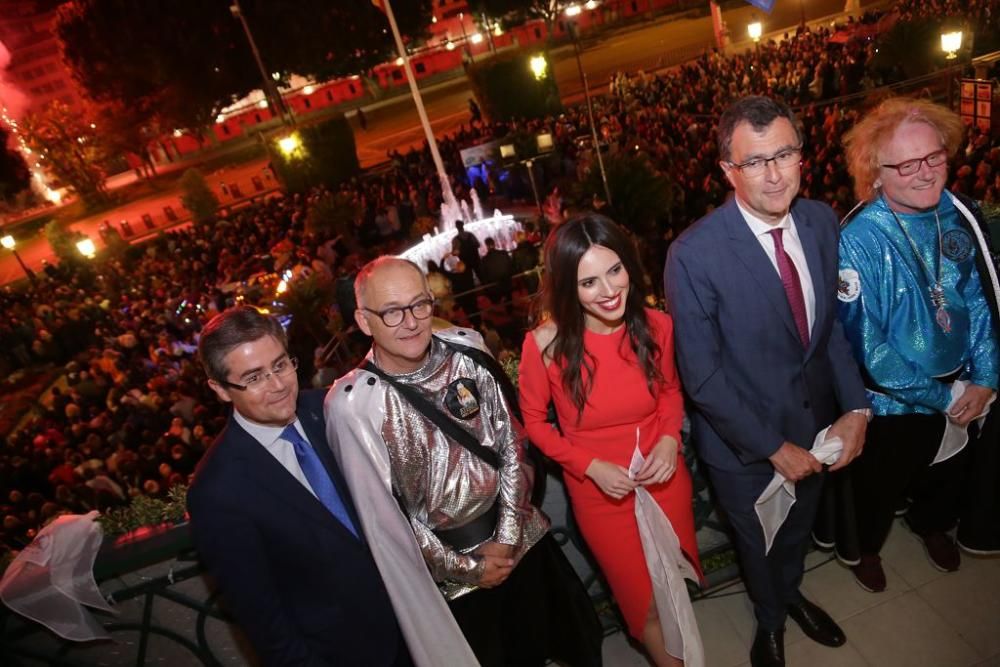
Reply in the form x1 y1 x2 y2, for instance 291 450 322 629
324 256 602 667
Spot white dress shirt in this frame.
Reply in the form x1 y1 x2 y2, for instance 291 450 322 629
736 200 816 334
233 410 318 499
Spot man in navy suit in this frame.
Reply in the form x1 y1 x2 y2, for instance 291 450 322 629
664 96 870 667
188 307 409 666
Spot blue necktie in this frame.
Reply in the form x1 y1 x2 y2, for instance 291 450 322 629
281 424 360 539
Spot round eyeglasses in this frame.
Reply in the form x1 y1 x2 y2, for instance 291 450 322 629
880 148 948 177
362 298 435 327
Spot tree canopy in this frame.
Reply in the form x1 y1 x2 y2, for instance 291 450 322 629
56 0 432 134
21 101 110 208
0 127 31 204
471 0 567 32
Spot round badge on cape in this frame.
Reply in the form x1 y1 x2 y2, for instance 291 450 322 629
942 228 973 262
445 378 481 419
837 268 861 303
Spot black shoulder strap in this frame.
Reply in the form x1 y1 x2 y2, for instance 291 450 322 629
435 335 550 508
950 191 1000 339
361 361 499 470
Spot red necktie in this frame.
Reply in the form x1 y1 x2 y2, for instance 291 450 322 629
769 228 810 349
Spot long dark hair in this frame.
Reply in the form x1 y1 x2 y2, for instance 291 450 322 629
539 214 663 418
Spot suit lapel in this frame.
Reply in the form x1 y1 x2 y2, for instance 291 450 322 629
723 198 803 345
793 203 827 359
228 417 360 542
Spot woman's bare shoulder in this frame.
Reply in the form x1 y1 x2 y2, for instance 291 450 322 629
527 320 559 366
530 320 557 350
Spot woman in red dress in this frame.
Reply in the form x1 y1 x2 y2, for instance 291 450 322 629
519 215 701 667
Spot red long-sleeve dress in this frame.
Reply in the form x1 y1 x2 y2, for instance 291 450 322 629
518 309 701 639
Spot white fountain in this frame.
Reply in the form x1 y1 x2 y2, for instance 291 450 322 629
399 181 522 271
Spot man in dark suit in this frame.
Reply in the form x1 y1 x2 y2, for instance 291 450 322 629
187 306 409 667
664 96 870 667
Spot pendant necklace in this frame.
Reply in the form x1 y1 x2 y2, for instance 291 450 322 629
885 197 951 333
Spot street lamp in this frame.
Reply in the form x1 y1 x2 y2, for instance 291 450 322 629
748 21 762 42
529 54 548 80
941 30 963 59
458 11 472 60
230 0 293 126
499 143 543 215
1 234 37 286
564 11 613 208
76 237 96 259
277 133 304 158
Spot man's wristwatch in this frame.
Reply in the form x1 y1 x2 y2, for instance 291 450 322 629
851 407 873 422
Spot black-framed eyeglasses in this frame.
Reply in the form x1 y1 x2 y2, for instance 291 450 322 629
880 148 948 177
362 298 435 327
725 146 803 177
220 356 298 392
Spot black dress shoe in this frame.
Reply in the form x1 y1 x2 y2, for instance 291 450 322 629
750 628 785 667
787 598 846 647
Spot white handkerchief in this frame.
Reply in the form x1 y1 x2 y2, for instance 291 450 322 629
935 380 995 465
755 427 843 554
629 434 704 666
0 511 115 641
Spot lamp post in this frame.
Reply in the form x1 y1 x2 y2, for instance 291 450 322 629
1 234 37 286
941 30 963 59
565 13 613 208
458 12 472 61
482 13 497 53
500 143 543 215
940 30 964 110
230 0 293 126
76 237 97 260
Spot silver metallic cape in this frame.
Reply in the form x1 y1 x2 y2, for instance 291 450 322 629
324 327 547 666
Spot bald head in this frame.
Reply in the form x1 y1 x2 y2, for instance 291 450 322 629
354 256 428 310
353 256 436 373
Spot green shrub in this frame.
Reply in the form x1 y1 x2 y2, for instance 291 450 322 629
466 51 562 122
576 152 674 236
179 168 219 224
270 116 359 193
43 220 86 266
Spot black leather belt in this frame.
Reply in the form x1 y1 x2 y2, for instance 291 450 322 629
934 368 963 384
865 367 963 394
432 500 499 551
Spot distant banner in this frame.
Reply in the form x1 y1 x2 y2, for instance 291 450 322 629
459 140 501 168
744 0 776 12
